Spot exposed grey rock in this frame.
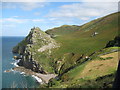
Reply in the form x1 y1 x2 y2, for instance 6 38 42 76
38 42 59 52
12 27 60 74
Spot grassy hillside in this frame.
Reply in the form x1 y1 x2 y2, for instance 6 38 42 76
48 49 119 88
44 12 119 75
45 25 80 37
50 12 119 56
45 12 120 88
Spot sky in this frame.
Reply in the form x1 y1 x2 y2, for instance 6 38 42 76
1 0 119 36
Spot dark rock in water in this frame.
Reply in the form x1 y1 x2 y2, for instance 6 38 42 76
4 70 11 73
17 59 23 66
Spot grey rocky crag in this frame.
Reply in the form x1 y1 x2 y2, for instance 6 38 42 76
12 27 60 74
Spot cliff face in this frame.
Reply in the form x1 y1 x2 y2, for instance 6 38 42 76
12 27 60 73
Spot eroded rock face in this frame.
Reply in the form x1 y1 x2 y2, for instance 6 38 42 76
12 27 60 73
38 42 59 52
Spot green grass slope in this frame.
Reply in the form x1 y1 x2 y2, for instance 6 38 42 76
45 25 80 37
48 12 119 73
45 12 120 88
48 48 119 88
50 12 119 56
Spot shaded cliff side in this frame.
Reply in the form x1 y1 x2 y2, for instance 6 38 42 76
105 36 120 48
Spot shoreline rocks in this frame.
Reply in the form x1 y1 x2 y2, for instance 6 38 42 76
4 70 11 73
12 66 57 84
13 56 22 60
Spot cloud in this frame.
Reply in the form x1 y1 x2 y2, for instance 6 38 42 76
3 24 16 28
2 2 47 11
2 0 46 2
34 12 41 16
32 19 44 22
20 2 45 11
2 18 29 23
47 2 118 21
49 18 58 21
2 18 44 23
1 0 119 2
0 19 2 22
81 17 90 20
81 0 119 2
12 16 21 18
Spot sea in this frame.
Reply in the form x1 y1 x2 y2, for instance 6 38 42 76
2 36 40 88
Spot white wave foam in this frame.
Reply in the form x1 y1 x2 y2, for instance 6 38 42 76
23 74 26 76
11 68 18 74
11 68 21 75
32 75 42 83
11 60 20 67
10 68 14 72
4 70 6 73
20 72 25 75
10 68 26 76
14 62 19 67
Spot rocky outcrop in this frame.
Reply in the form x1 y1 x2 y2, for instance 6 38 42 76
105 36 120 48
38 42 59 52
12 27 60 74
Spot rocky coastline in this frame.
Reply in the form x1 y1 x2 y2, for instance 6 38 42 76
12 27 59 74
11 27 59 85
4 59 57 84
12 66 57 84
